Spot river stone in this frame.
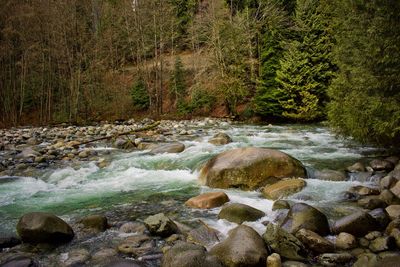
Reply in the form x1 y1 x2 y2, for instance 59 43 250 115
162 241 223 267
370 159 394 171
149 142 185 154
369 208 390 230
352 253 378 267
349 185 380 196
380 175 397 190
267 253 282 267
375 255 400 267
314 169 347 181
273 200 291 211
185 192 229 209
187 224 220 248
0 235 21 249
369 236 395 252
263 223 307 261
208 132 232 145
210 225 268 267
16 212 74 244
105 259 149 267
218 203 265 224
262 179 306 200
390 228 400 248
385 205 400 220
358 196 386 210
332 211 380 237
62 248 90 266
117 234 151 255
144 213 179 237
199 147 306 190
281 203 330 236
119 222 146 234
380 189 400 205
0 255 39 267
295 228 334 253
385 218 400 235
80 214 108 232
282 261 309 267
336 232 357 250
391 180 400 199
347 162 366 172
317 253 354 266
386 156 400 166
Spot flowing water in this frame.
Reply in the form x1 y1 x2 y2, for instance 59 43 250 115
0 123 382 238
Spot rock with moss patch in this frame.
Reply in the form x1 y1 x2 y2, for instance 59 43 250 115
144 213 179 237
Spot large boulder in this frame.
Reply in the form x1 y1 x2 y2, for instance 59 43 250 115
199 147 306 190
263 223 307 261
144 213 179 237
218 203 265 224
150 142 185 154
332 211 380 237
262 179 306 200
210 225 268 267
281 203 330 236
16 212 74 244
295 228 334 254
185 192 229 209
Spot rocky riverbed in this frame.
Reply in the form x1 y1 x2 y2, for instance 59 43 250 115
1 118 400 267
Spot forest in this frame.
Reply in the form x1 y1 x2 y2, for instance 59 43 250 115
0 0 399 146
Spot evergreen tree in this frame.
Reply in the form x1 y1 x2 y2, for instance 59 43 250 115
328 0 400 146
131 78 149 111
276 0 334 121
170 56 187 112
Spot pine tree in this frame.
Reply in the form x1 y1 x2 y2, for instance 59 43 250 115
131 78 149 111
170 56 187 112
328 0 400 146
276 0 334 121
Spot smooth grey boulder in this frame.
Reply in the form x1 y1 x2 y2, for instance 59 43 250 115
16 212 74 244
149 142 185 154
332 211 380 237
210 225 268 267
218 203 265 224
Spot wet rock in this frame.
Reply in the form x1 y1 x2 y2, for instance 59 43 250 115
352 253 378 267
370 159 394 171
91 248 117 264
144 213 179 237
16 212 74 244
187 224 220 248
267 253 282 267
149 142 185 154
332 211 380 237
281 203 330 236
368 208 390 229
273 200 291 211
386 156 400 166
211 225 268 267
349 171 373 183
317 253 354 266
62 248 90 266
218 203 265 224
359 237 370 247
185 192 229 209
295 228 334 253
358 196 386 209
0 255 39 267
117 234 153 256
263 223 306 261
380 175 397 190
282 261 308 267
104 259 149 267
262 179 306 200
385 218 400 235
365 231 382 240
349 185 380 196
78 150 90 158
380 189 400 206
389 228 400 248
162 241 222 267
199 147 306 190
119 222 146 234
347 162 366 172
375 255 400 267
80 214 108 232
385 205 400 220
391 180 400 199
314 169 347 181
369 236 395 252
208 133 232 146
335 232 357 250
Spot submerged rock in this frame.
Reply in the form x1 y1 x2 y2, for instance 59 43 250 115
218 203 265 224
149 142 185 154
281 203 330 236
210 225 268 267
263 223 307 261
185 192 229 209
199 147 306 190
314 169 347 181
208 132 232 146
79 214 108 232
0 255 39 267
262 179 306 200
16 212 74 244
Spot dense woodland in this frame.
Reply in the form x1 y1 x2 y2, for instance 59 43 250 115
0 0 399 146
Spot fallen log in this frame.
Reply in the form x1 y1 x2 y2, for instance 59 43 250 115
72 121 160 147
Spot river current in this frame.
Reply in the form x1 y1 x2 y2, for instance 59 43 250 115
0 123 381 237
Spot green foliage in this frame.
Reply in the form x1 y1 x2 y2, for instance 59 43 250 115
131 79 149 111
170 0 197 47
276 0 335 121
327 0 400 146
170 56 186 107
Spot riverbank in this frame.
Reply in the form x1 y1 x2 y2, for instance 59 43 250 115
1 119 399 266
